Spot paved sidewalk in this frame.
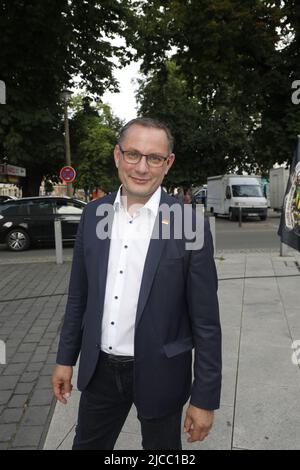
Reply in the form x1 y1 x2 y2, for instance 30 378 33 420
1 249 300 450
0 262 70 449
44 250 300 450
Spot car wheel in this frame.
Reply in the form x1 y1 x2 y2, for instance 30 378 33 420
6 228 30 251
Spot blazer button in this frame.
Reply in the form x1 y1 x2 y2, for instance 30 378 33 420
96 344 100 349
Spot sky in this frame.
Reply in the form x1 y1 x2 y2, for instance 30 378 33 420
102 60 141 124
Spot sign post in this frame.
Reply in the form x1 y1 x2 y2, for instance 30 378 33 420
0 81 6 104
60 166 76 197
54 219 63 265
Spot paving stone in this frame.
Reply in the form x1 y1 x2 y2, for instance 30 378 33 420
12 425 44 448
10 331 26 340
0 408 23 424
14 383 34 395
0 391 13 406
22 406 50 426
20 372 39 383
0 376 19 390
26 362 44 372
0 424 17 442
17 343 38 353
38 339 52 347
43 333 57 340
35 376 52 389
25 335 42 343
40 364 54 376
3 363 27 375
29 389 53 406
31 353 48 363
11 353 32 364
8 395 29 409
5 339 21 348
28 327 47 334
35 320 51 327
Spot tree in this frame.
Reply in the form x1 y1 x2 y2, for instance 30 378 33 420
137 61 258 187
0 0 135 195
132 0 295 175
69 96 123 197
253 0 300 169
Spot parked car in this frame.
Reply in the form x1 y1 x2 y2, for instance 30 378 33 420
0 195 17 203
192 187 207 208
0 196 86 251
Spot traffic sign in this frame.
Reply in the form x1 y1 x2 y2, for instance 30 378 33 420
60 166 76 183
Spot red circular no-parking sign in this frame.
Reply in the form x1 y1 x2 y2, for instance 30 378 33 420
60 166 76 183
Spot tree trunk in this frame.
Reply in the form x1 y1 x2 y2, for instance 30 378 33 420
21 171 43 197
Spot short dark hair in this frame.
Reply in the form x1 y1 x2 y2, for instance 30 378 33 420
118 117 174 153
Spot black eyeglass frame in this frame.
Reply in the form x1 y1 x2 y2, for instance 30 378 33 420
118 145 169 167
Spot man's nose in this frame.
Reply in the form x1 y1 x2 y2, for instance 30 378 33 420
135 155 149 172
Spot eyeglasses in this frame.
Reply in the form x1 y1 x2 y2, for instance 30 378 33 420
118 145 169 168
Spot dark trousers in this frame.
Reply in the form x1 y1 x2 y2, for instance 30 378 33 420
73 352 182 450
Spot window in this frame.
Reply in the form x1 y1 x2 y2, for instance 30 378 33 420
225 186 231 199
231 185 263 198
28 200 53 215
0 201 29 216
55 199 84 215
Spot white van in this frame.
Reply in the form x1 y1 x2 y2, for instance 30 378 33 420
207 175 268 221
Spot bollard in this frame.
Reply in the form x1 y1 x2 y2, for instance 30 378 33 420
208 214 216 253
54 219 63 264
280 241 288 257
0 80 6 104
238 206 242 227
0 340 6 365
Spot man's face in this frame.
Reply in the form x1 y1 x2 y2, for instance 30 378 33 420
114 124 175 202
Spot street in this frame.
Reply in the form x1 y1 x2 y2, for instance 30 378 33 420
0 209 283 262
214 209 282 252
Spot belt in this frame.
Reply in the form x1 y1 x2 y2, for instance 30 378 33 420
100 350 134 364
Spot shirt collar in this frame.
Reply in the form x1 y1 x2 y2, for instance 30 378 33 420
113 185 161 217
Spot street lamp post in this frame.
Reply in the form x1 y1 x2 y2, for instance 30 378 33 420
60 89 73 197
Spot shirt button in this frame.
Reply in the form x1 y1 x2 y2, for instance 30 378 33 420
109 346 112 350
111 322 115 325
129 220 133 224
124 245 128 249
114 296 118 299
120 270 123 274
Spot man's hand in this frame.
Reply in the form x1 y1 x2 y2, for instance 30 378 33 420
52 364 73 405
183 404 214 443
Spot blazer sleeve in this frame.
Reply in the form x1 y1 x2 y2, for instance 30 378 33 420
56 205 88 366
187 218 222 410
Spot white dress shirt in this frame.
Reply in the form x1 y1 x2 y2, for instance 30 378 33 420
101 186 161 356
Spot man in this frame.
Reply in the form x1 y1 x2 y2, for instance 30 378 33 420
52 117 222 450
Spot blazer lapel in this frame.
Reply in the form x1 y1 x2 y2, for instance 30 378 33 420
95 192 116 314
135 190 173 328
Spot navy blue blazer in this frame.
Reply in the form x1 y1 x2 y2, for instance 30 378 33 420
56 189 222 419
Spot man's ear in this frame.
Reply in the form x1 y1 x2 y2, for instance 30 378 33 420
114 144 120 168
166 153 175 173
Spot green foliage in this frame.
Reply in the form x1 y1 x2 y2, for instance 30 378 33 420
0 0 134 195
137 61 260 186
133 0 300 180
69 96 123 193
